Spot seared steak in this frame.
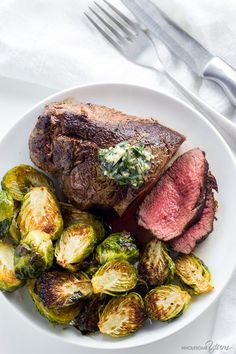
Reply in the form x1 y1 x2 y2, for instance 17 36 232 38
170 175 217 254
29 99 185 215
138 148 208 241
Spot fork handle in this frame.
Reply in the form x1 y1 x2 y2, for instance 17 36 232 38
203 57 236 107
162 70 236 153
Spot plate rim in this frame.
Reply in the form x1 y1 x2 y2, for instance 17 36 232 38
1 81 236 350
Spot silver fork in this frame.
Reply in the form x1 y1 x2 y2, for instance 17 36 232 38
85 0 236 151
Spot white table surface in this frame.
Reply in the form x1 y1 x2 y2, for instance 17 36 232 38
0 76 219 354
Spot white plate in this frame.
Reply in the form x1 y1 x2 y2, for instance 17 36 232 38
1 83 236 350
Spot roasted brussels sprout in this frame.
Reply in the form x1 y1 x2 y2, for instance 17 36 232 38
98 292 146 337
139 239 175 286
14 230 54 280
175 254 214 294
35 271 93 309
18 186 63 240
60 202 106 242
95 231 139 265
8 205 21 244
0 190 14 239
2 164 53 201
55 223 96 271
145 285 191 321
0 242 25 292
72 294 106 334
91 259 137 295
28 280 82 325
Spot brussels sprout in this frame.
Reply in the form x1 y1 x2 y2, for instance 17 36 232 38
28 280 82 325
72 294 106 334
91 259 137 295
139 239 175 286
35 271 93 309
8 205 21 244
145 285 191 321
60 202 105 242
55 223 96 271
0 190 14 239
95 232 139 265
2 164 53 202
14 230 53 280
0 242 25 292
175 254 214 294
18 186 63 240
98 293 146 337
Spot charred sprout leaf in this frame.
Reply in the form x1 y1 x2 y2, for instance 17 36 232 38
91 259 137 295
35 271 93 309
14 230 53 280
55 223 96 271
18 186 63 240
0 242 25 292
8 205 21 244
98 292 146 337
0 190 14 239
133 277 149 296
28 280 82 325
83 262 100 278
95 231 139 265
145 285 191 321
60 202 105 242
2 164 53 201
98 141 153 188
72 294 106 334
175 254 214 294
139 239 175 286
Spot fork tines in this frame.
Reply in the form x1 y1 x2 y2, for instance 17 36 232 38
84 0 137 47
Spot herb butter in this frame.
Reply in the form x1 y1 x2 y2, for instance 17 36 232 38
98 141 153 188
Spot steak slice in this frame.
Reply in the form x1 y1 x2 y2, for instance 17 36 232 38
170 181 217 254
29 99 185 215
138 148 208 241
170 173 218 254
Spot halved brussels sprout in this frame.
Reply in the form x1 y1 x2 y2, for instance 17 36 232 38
55 223 96 271
175 254 214 294
72 294 106 334
60 202 105 242
0 190 14 239
98 293 146 337
145 285 191 321
35 271 93 309
28 280 82 325
95 231 139 265
91 259 138 295
14 230 54 280
2 164 53 201
18 186 63 240
9 204 21 244
139 239 175 286
0 242 25 292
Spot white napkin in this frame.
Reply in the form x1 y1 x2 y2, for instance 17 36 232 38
0 0 236 351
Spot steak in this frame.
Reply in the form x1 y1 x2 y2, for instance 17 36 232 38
170 175 217 254
138 148 208 241
29 99 185 215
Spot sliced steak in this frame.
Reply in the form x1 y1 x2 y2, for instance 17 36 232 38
170 180 217 254
138 148 208 241
29 99 185 215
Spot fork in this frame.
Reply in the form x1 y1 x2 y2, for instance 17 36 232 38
85 0 236 151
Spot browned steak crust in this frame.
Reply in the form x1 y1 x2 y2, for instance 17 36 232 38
29 99 185 215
